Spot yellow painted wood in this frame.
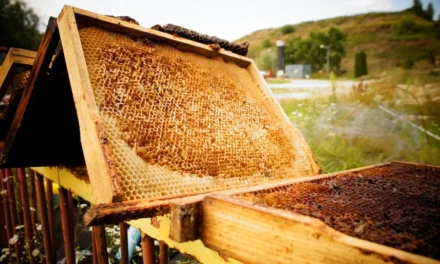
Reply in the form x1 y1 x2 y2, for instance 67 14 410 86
31 167 94 203
128 216 241 264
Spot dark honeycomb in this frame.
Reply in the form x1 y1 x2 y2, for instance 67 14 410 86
152 24 249 56
239 163 440 259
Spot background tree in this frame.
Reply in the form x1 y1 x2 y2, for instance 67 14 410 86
284 27 346 73
0 0 43 51
255 49 276 72
354 50 368 77
425 3 434 21
262 39 272 48
281 25 295 34
410 0 424 17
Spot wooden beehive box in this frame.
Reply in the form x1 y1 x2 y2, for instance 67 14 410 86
198 161 440 264
1 6 320 224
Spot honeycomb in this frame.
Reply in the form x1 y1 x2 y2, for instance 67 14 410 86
238 164 440 259
0 71 30 141
78 26 316 201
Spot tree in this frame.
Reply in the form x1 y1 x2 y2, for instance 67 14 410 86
262 39 272 48
425 3 434 21
410 0 424 17
255 49 276 71
0 0 42 51
281 25 295 34
354 51 368 78
284 27 346 73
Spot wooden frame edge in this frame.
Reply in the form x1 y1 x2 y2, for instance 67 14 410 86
202 194 438 264
57 5 122 204
69 5 252 68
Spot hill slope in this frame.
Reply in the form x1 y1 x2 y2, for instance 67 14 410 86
236 12 440 78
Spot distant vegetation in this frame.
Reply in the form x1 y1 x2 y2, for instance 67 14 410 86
407 0 435 21
281 25 295 34
0 0 43 51
284 27 346 75
354 51 368 77
237 1 440 79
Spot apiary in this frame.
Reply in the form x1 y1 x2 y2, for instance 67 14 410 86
1 6 439 264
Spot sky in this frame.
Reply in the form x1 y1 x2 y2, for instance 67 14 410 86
24 0 440 41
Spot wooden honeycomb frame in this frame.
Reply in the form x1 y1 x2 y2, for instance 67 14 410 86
0 48 36 103
198 161 440 264
2 5 320 224
56 5 320 206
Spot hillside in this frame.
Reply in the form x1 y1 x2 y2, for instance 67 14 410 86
236 11 440 79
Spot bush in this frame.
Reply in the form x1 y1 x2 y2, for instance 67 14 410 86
262 39 271 48
392 17 417 35
402 57 414 69
281 25 295 34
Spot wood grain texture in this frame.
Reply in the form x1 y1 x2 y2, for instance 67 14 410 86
57 6 121 203
169 201 201 243
201 193 439 264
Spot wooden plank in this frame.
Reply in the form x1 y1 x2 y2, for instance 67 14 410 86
129 217 240 264
9 48 37 60
201 194 439 264
70 6 252 68
1 18 59 165
57 6 121 204
84 163 393 226
169 201 201 243
31 166 94 203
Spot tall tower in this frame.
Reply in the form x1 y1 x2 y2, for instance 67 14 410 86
276 40 285 76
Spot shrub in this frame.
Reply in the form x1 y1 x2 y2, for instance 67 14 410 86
281 25 295 34
402 57 414 69
392 17 417 35
262 39 272 48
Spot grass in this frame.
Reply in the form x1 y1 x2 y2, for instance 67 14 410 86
279 94 440 173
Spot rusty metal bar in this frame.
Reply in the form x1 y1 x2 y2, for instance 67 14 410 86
67 189 75 244
142 233 156 264
119 222 129 264
5 168 21 261
12 169 24 227
59 187 76 264
92 227 98 264
93 225 109 264
0 169 14 263
29 170 38 236
35 173 55 264
159 241 169 264
17 168 36 264
46 178 56 253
